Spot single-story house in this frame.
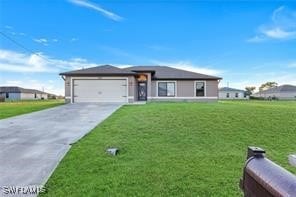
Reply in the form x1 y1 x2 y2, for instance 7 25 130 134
60 65 222 103
219 87 248 99
0 86 48 101
252 84 296 100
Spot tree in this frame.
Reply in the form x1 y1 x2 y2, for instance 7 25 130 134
259 82 278 92
245 86 256 96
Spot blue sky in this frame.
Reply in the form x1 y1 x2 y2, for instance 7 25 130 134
0 0 296 95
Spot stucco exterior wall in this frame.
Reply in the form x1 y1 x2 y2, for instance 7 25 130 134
127 76 135 97
63 76 220 103
219 91 248 99
206 80 219 97
3 93 21 100
151 81 156 97
177 81 195 97
253 92 296 100
150 80 219 99
21 93 48 100
65 76 71 97
1 93 47 100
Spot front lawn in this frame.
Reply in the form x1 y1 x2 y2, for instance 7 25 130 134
42 101 296 196
0 100 64 119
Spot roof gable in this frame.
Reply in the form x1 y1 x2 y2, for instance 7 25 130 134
219 87 245 92
60 65 222 80
60 65 136 76
125 66 222 80
258 85 296 94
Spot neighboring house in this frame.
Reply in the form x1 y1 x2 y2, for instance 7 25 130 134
60 65 222 103
0 86 48 101
219 87 248 99
252 85 296 100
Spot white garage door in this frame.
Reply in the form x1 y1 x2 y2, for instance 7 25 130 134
73 79 127 103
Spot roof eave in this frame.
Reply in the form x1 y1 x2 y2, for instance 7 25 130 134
152 77 222 80
59 73 137 76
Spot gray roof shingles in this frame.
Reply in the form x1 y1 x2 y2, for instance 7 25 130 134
125 66 221 80
60 65 221 80
60 65 136 76
258 85 296 94
219 87 245 92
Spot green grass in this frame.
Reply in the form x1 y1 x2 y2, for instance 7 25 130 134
41 101 296 196
0 100 64 119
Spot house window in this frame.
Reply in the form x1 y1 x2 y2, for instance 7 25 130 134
34 93 37 99
158 82 175 97
226 93 230 98
235 93 239 98
5 92 9 98
196 82 205 97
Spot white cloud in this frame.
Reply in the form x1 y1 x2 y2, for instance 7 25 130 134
70 57 87 62
70 38 78 42
0 49 104 96
151 60 222 76
148 45 172 51
0 50 56 72
4 25 13 29
288 62 296 68
0 49 99 73
247 35 266 43
68 0 123 21
262 27 296 39
33 38 60 45
33 38 48 43
33 38 48 46
248 6 296 42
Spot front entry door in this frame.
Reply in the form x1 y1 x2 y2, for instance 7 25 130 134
138 82 147 101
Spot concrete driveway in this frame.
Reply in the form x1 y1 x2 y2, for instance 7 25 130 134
0 103 122 196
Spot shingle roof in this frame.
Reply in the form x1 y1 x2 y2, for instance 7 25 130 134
0 86 47 94
60 65 221 80
125 66 221 80
60 65 136 76
257 85 296 94
219 87 245 92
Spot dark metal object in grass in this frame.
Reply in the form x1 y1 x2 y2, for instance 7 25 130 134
107 148 119 156
240 146 296 196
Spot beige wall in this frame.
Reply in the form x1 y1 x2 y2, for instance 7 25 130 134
219 91 247 99
63 76 219 103
151 81 156 97
127 76 136 102
21 93 48 100
1 93 47 100
177 81 194 97
65 76 71 98
206 80 219 97
151 80 219 98
253 92 296 100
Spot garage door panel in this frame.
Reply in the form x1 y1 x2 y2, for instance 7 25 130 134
73 79 127 103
